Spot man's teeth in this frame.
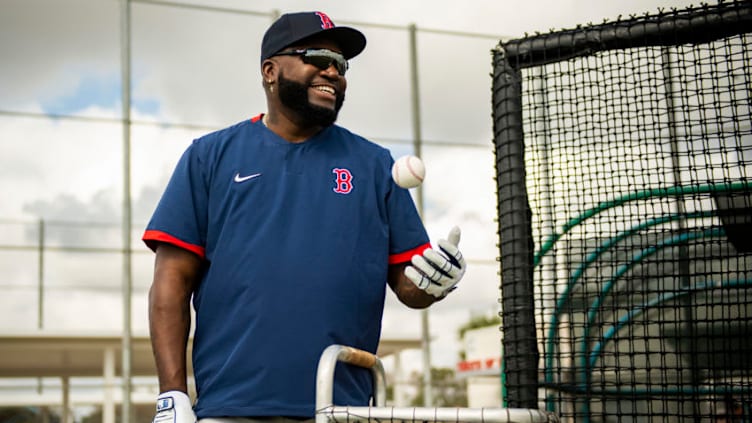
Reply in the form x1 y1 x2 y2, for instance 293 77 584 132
314 86 335 95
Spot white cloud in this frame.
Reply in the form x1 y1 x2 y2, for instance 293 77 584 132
0 0 702 377
0 114 122 219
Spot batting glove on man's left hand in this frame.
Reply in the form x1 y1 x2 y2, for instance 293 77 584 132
405 226 466 298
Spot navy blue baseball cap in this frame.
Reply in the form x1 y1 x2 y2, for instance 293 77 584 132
261 11 367 63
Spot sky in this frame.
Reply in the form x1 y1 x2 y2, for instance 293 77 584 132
0 0 701 378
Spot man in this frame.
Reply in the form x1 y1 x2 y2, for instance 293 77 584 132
145 11 466 423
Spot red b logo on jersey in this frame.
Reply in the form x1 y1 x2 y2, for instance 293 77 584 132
332 168 353 194
316 12 335 29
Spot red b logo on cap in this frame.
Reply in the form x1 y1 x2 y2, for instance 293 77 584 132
316 12 334 29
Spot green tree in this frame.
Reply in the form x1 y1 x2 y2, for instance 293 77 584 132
409 368 467 407
0 407 60 423
457 313 500 360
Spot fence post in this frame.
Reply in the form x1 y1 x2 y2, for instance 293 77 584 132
38 218 45 329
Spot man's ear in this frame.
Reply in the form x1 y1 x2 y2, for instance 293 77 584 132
262 60 277 83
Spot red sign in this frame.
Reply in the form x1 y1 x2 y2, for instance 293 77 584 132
457 357 501 373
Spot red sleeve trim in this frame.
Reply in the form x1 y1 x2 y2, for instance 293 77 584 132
389 242 431 264
142 230 206 259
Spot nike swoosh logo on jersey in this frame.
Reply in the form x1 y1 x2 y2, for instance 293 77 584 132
234 172 262 183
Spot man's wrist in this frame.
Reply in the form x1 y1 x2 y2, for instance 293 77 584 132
159 386 189 395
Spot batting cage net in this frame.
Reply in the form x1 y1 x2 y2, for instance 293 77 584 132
491 1 752 421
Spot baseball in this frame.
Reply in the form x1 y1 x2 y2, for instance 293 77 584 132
391 155 425 189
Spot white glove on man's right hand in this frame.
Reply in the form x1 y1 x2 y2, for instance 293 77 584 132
405 226 466 298
153 390 196 423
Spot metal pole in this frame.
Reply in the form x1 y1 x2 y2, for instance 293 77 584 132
408 23 432 407
120 1 133 422
37 218 44 329
662 47 699 419
37 218 45 400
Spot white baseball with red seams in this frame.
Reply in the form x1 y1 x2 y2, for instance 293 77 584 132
391 155 425 189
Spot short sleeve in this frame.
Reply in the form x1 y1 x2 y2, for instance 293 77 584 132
142 141 209 258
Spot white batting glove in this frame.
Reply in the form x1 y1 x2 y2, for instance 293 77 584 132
153 391 196 423
405 226 466 298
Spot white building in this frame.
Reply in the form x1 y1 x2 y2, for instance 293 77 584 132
456 325 502 407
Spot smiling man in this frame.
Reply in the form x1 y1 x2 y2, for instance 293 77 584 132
144 11 466 423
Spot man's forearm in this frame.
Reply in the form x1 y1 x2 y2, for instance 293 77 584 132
149 243 202 394
150 284 193 393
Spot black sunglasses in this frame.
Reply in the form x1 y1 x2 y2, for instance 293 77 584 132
273 48 349 76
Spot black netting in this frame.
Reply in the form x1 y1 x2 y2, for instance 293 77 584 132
492 1 752 421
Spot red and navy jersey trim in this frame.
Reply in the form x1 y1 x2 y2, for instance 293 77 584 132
143 229 206 259
388 242 431 264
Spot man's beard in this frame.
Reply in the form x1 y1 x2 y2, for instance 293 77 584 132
277 72 345 128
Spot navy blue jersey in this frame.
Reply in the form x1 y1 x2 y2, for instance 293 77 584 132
143 115 430 418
